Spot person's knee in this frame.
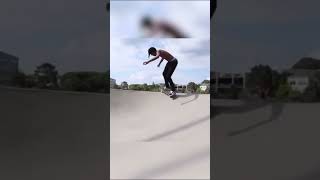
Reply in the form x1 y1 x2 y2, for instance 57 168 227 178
163 73 170 79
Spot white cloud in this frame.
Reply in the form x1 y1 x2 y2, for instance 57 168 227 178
111 38 210 84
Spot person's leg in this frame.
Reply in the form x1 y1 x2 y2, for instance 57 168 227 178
166 60 178 92
163 63 170 89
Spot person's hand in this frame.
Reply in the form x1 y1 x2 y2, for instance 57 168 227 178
143 61 148 65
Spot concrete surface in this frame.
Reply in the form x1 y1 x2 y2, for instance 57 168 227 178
213 99 320 180
0 87 108 180
2 86 320 180
110 89 210 179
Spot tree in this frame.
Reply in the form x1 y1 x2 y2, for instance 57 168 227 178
276 83 291 100
34 63 58 89
149 82 159 92
201 80 210 84
246 65 274 98
60 72 106 92
187 82 197 93
142 83 149 91
129 84 143 91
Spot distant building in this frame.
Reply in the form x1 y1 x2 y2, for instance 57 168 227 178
176 84 186 92
120 81 128 90
110 78 116 88
0 51 19 84
286 58 320 93
159 83 186 92
200 83 210 92
211 72 246 94
287 69 317 93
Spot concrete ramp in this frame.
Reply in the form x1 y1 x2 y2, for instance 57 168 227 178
110 89 210 179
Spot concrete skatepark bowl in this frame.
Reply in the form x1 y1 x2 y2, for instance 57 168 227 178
213 99 320 180
110 89 210 179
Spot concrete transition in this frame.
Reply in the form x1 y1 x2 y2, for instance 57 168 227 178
110 89 210 179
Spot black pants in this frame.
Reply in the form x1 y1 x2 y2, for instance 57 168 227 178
163 59 178 91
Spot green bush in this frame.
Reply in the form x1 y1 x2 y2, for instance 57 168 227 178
60 72 107 92
288 90 302 101
196 87 202 93
275 83 291 100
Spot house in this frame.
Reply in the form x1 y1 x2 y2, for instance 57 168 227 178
0 51 19 84
200 83 209 92
287 69 317 93
286 57 320 93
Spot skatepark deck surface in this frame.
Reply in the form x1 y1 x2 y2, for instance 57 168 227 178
110 89 210 179
2 86 320 179
213 99 320 180
0 87 108 180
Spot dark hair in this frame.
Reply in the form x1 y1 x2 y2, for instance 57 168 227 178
148 47 157 57
141 16 152 27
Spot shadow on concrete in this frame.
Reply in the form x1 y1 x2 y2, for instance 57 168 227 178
179 93 199 105
228 102 284 136
131 148 209 179
213 98 269 117
212 98 284 136
143 115 210 141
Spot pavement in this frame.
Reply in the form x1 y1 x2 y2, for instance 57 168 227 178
0 87 108 180
110 89 210 179
2 86 320 180
213 99 320 180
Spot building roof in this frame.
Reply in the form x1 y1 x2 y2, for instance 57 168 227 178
292 57 320 70
0 51 19 61
287 69 319 78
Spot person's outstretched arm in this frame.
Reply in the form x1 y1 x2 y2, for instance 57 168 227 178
157 58 164 67
143 51 160 65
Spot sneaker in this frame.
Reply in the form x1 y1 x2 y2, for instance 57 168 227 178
169 91 176 96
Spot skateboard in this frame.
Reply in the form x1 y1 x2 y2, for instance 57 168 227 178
161 89 177 100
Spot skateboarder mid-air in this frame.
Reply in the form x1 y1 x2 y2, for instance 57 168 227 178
140 16 187 38
143 47 178 97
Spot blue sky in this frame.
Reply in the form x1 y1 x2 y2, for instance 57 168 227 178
111 0 210 39
110 38 210 85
